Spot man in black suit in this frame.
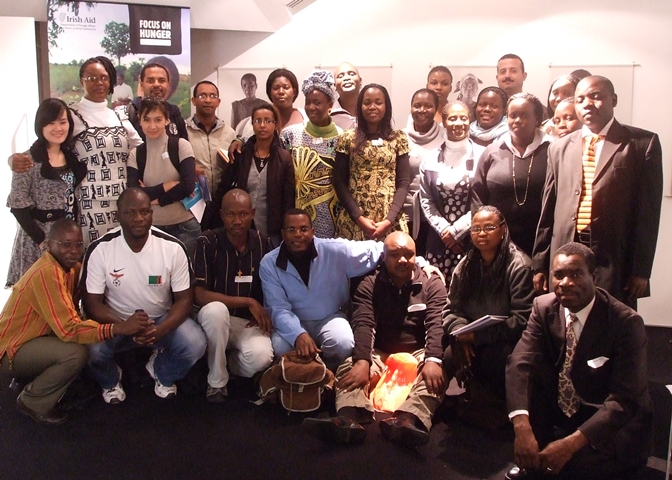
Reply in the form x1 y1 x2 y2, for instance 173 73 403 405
506 243 652 480
532 75 662 309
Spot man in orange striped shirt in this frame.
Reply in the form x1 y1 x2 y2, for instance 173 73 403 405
0 219 148 425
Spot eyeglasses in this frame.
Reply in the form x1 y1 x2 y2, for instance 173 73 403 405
252 118 276 125
196 93 219 100
52 240 85 250
283 226 311 234
82 75 110 84
469 222 505 234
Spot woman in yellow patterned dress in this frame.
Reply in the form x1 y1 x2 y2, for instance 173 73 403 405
334 84 410 241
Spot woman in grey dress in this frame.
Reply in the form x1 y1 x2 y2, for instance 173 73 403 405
6 98 86 286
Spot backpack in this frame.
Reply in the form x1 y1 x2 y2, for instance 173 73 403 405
135 135 180 178
258 351 335 412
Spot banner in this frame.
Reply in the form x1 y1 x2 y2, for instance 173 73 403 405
47 0 191 117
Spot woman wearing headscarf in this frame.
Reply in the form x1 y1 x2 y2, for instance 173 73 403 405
281 70 342 238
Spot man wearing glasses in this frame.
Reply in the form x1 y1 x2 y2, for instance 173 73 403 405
0 219 149 425
259 208 386 371
186 81 236 210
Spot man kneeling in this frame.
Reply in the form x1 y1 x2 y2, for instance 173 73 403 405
303 232 447 447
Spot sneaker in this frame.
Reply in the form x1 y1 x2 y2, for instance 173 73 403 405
146 350 177 399
102 366 126 404
206 385 228 403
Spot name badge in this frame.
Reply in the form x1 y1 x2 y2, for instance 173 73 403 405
161 152 170 160
371 138 383 147
235 275 253 283
312 137 324 145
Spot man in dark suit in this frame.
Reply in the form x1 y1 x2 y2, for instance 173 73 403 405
505 243 652 480
532 75 662 309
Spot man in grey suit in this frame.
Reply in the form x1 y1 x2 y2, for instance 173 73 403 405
532 75 662 309
506 243 651 480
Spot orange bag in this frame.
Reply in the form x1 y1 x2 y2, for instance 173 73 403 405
370 352 419 412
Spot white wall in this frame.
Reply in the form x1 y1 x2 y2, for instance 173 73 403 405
218 0 672 325
0 17 40 307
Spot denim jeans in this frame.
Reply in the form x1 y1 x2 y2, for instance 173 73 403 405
156 217 201 260
271 312 354 371
88 313 206 389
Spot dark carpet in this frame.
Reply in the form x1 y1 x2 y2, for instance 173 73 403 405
1 327 671 480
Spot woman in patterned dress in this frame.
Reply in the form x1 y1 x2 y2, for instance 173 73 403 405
281 70 341 238
6 99 86 286
333 84 410 241
69 56 143 245
419 101 485 279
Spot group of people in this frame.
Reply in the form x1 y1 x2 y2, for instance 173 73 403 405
0 52 663 480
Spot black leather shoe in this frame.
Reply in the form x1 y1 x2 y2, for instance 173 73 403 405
504 466 544 480
302 416 366 445
379 413 429 447
16 396 69 426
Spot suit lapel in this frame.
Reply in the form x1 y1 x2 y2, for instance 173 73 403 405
575 291 608 360
594 120 628 184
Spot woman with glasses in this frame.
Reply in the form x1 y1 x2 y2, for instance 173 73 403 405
70 56 143 245
471 93 550 257
215 102 295 247
442 205 534 410
420 101 485 279
6 99 86 287
281 70 341 238
334 83 410 241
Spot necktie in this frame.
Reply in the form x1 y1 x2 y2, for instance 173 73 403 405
576 135 603 232
558 314 581 417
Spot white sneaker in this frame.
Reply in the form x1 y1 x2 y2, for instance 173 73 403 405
146 350 177 399
102 366 126 404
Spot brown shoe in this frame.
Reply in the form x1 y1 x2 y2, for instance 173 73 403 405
379 413 429 447
16 395 69 426
303 416 366 445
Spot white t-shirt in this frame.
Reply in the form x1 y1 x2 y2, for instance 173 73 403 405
82 226 192 320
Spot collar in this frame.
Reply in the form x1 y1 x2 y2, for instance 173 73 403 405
563 295 596 327
503 129 550 158
79 97 109 111
276 239 318 271
582 117 615 138
379 263 423 289
305 120 339 139
215 227 258 255
405 121 442 146
193 115 219 133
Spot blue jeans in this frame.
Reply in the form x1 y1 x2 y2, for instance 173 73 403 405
88 313 206 389
156 217 201 260
271 312 354 371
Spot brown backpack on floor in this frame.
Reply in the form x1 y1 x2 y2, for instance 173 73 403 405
258 351 335 412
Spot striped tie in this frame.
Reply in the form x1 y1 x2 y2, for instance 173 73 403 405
558 314 581 417
576 135 603 232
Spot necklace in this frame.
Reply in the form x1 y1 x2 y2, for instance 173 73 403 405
512 153 534 206
254 147 270 169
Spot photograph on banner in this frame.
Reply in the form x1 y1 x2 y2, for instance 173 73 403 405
47 0 191 118
218 66 393 135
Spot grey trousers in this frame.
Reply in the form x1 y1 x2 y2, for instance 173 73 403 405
0 337 88 414
335 349 445 431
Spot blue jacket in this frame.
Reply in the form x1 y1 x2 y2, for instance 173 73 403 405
260 237 384 348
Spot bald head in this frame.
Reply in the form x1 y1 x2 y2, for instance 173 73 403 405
334 62 362 97
383 232 416 286
221 188 252 210
221 188 254 239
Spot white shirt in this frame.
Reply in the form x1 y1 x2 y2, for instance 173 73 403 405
111 83 134 103
83 226 192 320
581 117 615 167
509 296 597 420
